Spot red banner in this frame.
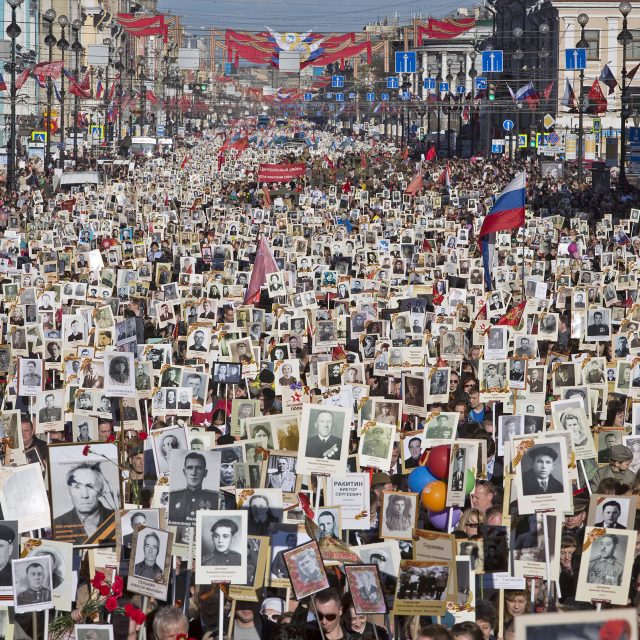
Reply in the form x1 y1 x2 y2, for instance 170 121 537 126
416 17 475 44
258 163 306 183
116 13 167 42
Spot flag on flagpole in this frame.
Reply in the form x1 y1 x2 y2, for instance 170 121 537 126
34 74 47 88
107 82 116 101
180 154 189 169
0 74 8 91
425 145 436 161
244 235 279 305
96 80 104 100
15 67 31 90
561 78 576 108
262 185 272 207
437 162 451 189
479 172 526 238
405 172 423 195
587 78 607 113
542 81 554 99
627 62 640 81
53 82 61 101
599 64 618 95
496 301 527 326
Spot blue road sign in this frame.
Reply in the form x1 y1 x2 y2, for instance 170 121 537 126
439 81 449 93
303 93 313 101
565 48 586 70
331 75 345 88
456 85 466 95
548 132 560 144
503 119 514 131
366 92 375 102
491 141 505 153
387 77 399 89
424 77 436 90
395 51 417 73
156 125 165 136
481 50 503 73
326 92 333 99
475 76 488 90
630 127 640 144
348 92 356 99
401 91 411 101
335 92 344 102
381 93 389 101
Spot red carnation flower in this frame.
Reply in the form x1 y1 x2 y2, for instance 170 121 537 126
105 596 118 612
138 431 148 441
99 584 110 596
111 575 124 597
133 610 146 625
91 571 105 588
124 603 136 618
107 433 116 442
82 445 91 456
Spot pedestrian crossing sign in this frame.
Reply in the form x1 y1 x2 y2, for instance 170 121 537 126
31 131 47 143
518 134 527 148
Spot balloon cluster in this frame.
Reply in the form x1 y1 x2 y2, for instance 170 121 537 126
407 444 474 531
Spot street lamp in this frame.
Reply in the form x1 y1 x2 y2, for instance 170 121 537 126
71 18 82 168
576 13 589 181
513 27 524 157
446 62 453 158
6 0 23 193
618 0 633 186
436 66 443 154
56 14 69 169
115 47 125 148
42 8 57 172
103 38 113 146
469 51 477 156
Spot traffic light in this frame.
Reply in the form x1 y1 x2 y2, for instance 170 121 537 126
488 83 496 101
199 83 208 92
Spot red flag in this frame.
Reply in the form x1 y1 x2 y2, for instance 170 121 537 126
405 172 423 195
323 154 334 169
297 492 315 520
68 81 91 99
180 155 189 169
146 89 158 105
496 301 527 327
32 60 64 79
360 150 367 169
401 146 409 160
15 67 31 90
244 236 279 305
425 145 436 161
416 17 475 45
542 81 554 99
107 83 116 101
262 185 271 207
627 62 640 81
437 162 451 189
78 71 91 90
587 79 607 113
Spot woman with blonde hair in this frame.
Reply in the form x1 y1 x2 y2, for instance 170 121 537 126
456 508 485 539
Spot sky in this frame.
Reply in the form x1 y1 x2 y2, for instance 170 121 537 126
157 0 465 35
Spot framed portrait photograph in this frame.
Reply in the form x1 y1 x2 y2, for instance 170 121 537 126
283 540 329 600
298 404 351 476
379 491 418 540
514 609 637 640
12 555 54 613
423 412 456 447
18 358 43 396
587 494 637 529
212 361 242 385
268 523 311 586
314 507 341 540
117 508 161 567
511 514 561 581
575 527 637 605
236 488 283 537
74 625 113 640
358 422 394 471
127 526 173 601
103 352 135 398
228 535 269 602
513 436 571 516
150 426 188 477
49 443 121 546
195 510 248 585
345 564 387 614
263 451 299 492
168 450 220 526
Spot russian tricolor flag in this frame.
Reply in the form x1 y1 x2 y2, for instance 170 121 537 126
480 172 526 289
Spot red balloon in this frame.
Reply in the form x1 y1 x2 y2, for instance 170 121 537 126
426 444 451 479
421 480 447 512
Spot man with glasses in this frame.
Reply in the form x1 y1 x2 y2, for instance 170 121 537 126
311 588 347 640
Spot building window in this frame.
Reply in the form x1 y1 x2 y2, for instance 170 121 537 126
584 29 600 60
629 30 640 60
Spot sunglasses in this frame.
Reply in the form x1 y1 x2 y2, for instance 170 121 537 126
317 613 338 622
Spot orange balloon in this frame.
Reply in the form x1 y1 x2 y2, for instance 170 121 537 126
421 480 447 512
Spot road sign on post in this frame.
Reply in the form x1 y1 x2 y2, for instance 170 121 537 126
424 77 436 90
387 77 399 89
331 75 345 88
366 92 375 102
503 119 514 131
565 48 587 70
475 77 487 90
381 93 389 101
303 93 313 101
31 131 47 143
439 82 449 93
518 134 528 148
335 93 344 102
395 51 417 73
481 50 503 73
456 85 466 95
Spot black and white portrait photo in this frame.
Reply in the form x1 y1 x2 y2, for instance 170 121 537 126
267 271 286 298
103 352 135 398
586 308 611 341
0 522 17 597
380 492 417 540
128 526 172 600
168 450 220 526
315 507 341 540
265 453 297 492
237 489 283 536
151 426 189 477
298 404 350 476
75 625 114 640
12 555 54 613
212 362 242 384
195 510 247 585
18 358 43 396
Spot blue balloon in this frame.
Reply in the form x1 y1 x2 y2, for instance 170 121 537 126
407 466 437 493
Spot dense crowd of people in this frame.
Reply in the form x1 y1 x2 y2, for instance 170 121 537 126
0 117 639 640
